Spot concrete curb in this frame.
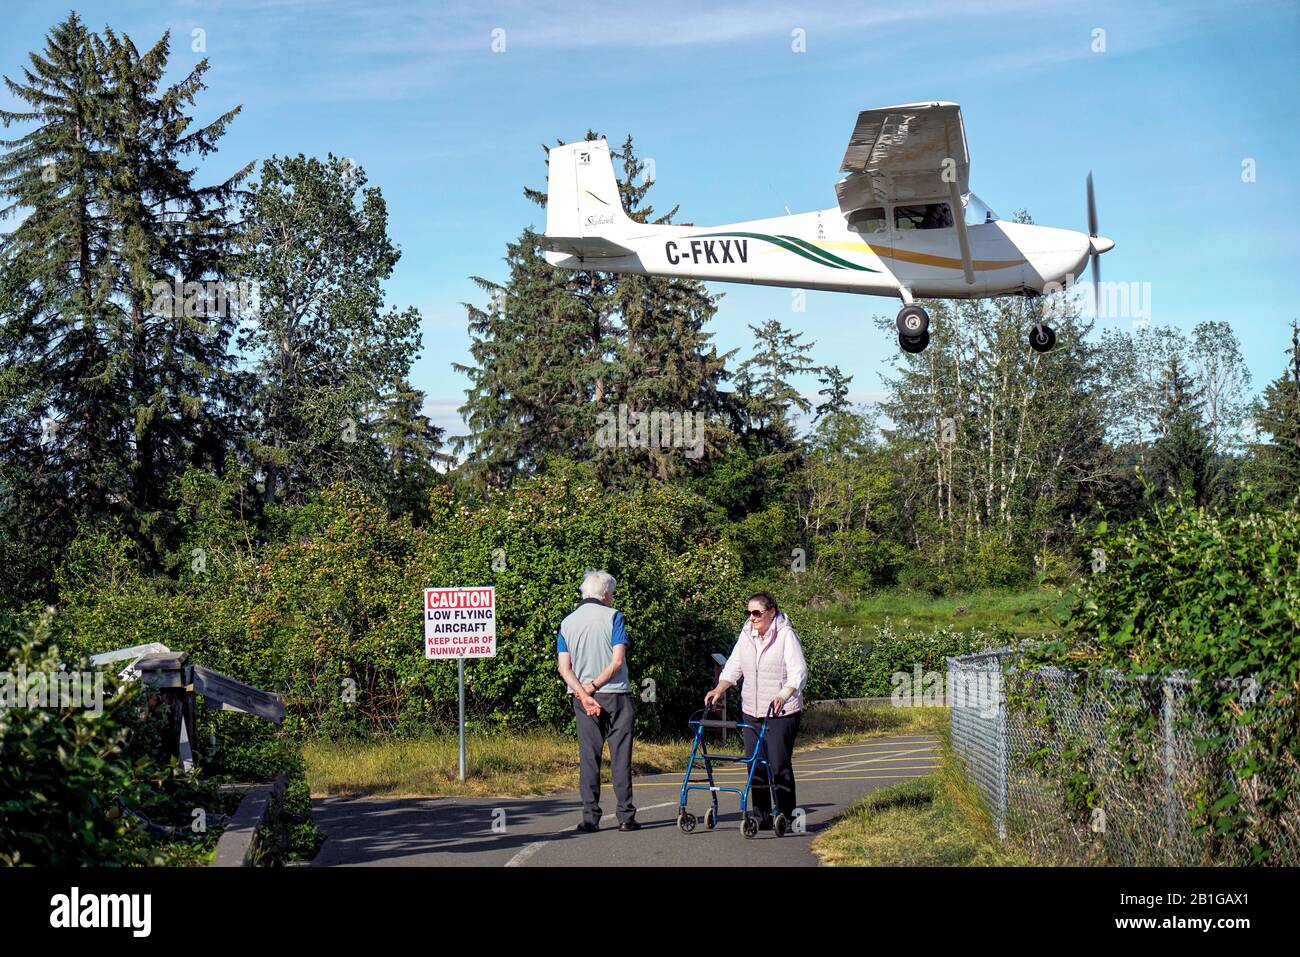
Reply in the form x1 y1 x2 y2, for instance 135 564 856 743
212 773 287 866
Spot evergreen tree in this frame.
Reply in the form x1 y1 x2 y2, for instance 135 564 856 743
1149 353 1215 505
689 318 817 571
0 16 247 589
455 133 732 487
733 318 817 452
0 14 116 599
373 377 446 516
600 136 734 482
1250 319 1300 504
814 365 853 420
454 222 611 487
94 27 249 554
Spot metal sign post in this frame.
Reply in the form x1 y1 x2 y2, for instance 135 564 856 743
458 656 466 781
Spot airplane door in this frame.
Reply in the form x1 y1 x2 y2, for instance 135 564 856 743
888 200 984 295
844 205 891 283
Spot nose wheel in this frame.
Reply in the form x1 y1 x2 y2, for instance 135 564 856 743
1028 323 1056 353
896 304 930 353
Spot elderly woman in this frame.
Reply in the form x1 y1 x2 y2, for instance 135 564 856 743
703 591 808 830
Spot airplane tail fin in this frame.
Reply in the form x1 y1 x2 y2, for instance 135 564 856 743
544 138 635 262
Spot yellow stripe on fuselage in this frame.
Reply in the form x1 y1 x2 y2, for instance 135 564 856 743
815 240 1026 273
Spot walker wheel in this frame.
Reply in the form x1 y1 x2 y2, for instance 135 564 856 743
774 814 789 837
704 807 717 830
678 811 697 833
741 814 759 839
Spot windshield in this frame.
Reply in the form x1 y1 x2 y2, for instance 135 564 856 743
963 192 999 226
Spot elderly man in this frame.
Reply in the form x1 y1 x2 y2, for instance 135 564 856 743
557 569 639 832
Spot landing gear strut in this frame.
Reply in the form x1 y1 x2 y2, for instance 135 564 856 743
896 303 930 354
1022 289 1056 354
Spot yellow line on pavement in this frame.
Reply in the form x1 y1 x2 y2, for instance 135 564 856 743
644 759 940 782
635 765 939 785
665 760 940 780
791 746 939 766
633 771 937 787
668 744 939 772
800 747 936 776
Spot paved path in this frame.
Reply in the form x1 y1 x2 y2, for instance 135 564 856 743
310 733 939 867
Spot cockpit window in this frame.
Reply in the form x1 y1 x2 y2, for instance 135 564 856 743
846 206 887 233
894 202 953 230
962 192 999 226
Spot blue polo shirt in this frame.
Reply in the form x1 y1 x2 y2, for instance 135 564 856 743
557 599 629 693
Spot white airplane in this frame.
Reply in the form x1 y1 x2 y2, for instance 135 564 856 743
542 102 1114 353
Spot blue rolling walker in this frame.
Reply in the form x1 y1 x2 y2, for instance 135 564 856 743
676 703 788 839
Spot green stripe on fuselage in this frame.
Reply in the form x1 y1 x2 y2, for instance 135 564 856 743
694 231 878 272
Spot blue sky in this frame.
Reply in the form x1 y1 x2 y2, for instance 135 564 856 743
4 0 1299 439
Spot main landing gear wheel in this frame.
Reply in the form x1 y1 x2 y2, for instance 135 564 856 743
896 304 930 337
741 813 760 839
1028 323 1057 353
899 330 930 354
677 809 697 833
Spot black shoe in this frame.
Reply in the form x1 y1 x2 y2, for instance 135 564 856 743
575 820 599 833
758 815 774 831
618 819 641 832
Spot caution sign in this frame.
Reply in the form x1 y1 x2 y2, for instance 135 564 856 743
424 587 497 659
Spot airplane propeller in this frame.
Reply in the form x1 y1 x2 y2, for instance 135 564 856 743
1085 172 1115 312
1087 171 1100 293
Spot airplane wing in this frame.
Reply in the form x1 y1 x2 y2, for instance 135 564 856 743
835 101 969 212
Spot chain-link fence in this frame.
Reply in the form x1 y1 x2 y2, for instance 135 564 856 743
947 648 1299 865
946 648 1010 838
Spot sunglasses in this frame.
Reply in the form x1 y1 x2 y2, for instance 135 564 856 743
747 608 768 618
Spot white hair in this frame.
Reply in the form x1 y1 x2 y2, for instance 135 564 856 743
580 569 616 601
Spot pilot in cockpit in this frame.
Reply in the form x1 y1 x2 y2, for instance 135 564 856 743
920 203 953 229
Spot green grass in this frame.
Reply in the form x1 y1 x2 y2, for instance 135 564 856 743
812 736 1029 866
803 586 1072 636
304 704 945 799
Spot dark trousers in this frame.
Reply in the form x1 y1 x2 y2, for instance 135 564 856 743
741 711 801 818
573 693 636 825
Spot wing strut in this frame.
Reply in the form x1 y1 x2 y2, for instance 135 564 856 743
946 177 976 285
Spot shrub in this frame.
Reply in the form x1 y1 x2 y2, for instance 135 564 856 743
898 532 1033 596
1028 495 1300 862
53 465 745 740
795 618 1003 700
0 612 168 865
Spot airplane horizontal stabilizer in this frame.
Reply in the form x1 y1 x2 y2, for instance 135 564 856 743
542 235 635 260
